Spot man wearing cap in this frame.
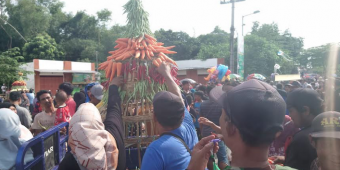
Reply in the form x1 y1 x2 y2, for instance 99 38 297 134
188 79 295 170
289 81 302 91
310 111 340 170
141 62 198 170
274 88 323 170
89 84 103 106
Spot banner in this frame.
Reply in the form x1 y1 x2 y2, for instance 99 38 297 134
72 73 93 84
237 35 244 78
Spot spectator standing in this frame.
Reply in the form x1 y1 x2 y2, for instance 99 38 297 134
20 91 30 110
141 62 198 170
187 80 295 170
59 82 76 116
0 109 34 170
272 88 322 170
9 91 32 128
200 86 229 170
194 91 204 138
309 111 340 170
89 84 103 106
1 83 7 94
84 82 99 103
73 92 86 112
182 80 192 96
31 90 55 136
27 89 35 113
58 103 119 170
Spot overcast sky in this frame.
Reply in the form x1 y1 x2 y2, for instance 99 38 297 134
61 0 340 49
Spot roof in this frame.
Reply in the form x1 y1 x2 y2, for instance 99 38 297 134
34 69 97 74
176 58 218 70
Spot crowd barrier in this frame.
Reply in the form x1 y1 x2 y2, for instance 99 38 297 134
14 122 144 170
15 122 69 170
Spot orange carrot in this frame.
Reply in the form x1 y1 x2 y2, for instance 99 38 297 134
141 50 145 60
140 46 145 50
117 38 129 42
114 44 120 49
145 34 157 41
152 59 160 67
145 50 151 59
108 51 116 54
127 38 132 50
163 50 177 54
156 42 164 46
165 46 175 50
148 45 156 52
122 50 135 60
149 50 154 57
116 62 122 76
141 40 148 48
106 61 113 79
145 38 155 45
110 62 117 81
135 50 141 59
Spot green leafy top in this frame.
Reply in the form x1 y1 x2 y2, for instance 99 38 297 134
123 0 152 38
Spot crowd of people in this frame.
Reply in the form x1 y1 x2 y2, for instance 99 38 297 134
0 62 339 170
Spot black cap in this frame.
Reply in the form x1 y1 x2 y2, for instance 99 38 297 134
153 91 184 127
286 88 323 115
223 79 286 145
289 81 302 88
310 111 340 139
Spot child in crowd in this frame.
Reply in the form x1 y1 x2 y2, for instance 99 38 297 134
193 91 204 139
54 91 71 126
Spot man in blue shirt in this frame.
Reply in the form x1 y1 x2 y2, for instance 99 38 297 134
141 62 198 170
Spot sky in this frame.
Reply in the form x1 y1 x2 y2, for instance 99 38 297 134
61 0 340 49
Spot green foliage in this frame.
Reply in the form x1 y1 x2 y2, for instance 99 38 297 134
244 34 295 76
23 33 64 61
5 0 50 38
97 9 112 23
61 38 103 61
123 0 152 38
154 29 199 60
196 26 230 60
0 47 28 84
297 43 340 75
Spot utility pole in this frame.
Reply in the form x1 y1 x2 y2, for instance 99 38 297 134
220 0 245 73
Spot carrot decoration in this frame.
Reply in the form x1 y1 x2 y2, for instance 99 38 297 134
116 62 122 76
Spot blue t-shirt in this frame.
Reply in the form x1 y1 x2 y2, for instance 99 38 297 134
27 93 34 105
141 107 198 170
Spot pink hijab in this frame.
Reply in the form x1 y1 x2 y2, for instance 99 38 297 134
68 103 118 170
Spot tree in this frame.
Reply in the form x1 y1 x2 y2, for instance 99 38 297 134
251 22 304 59
23 33 64 61
61 38 103 61
0 47 28 85
244 34 295 76
196 26 230 60
154 29 199 60
297 43 340 75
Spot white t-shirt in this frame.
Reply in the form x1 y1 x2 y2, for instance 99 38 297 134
31 111 55 130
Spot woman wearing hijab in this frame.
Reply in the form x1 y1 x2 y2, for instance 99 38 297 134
73 92 86 112
58 103 118 170
0 109 34 170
